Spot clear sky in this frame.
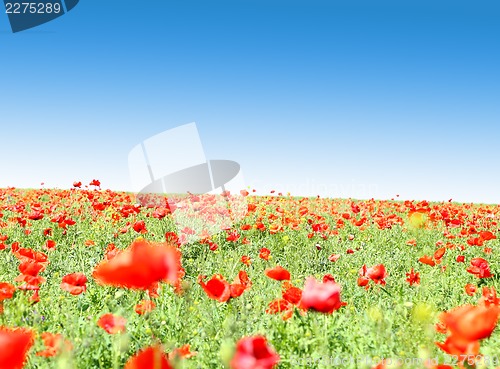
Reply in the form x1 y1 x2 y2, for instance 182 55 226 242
1 0 499 203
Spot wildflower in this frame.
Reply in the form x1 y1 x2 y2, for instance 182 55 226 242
60 273 87 295
230 336 279 369
264 266 291 281
97 313 126 334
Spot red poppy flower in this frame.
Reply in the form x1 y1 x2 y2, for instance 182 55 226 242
13 248 48 265
124 346 173 369
132 220 147 234
322 274 336 283
357 276 370 288
36 332 72 357
105 243 121 260
282 281 302 305
0 327 34 369
405 268 420 286
167 344 197 360
241 255 252 266
266 299 292 315
0 283 15 302
15 275 46 290
255 221 265 231
434 247 446 260
358 264 387 287
44 240 56 251
30 290 40 304
264 266 291 281
89 179 101 187
467 236 484 247
479 231 496 241
180 227 195 236
456 255 465 263
466 257 493 278
230 336 280 369
60 273 87 295
299 277 344 314
478 286 500 307
93 239 182 290
328 254 341 262
436 336 480 356
97 313 126 334
135 300 156 315
198 274 231 302
18 261 45 276
419 255 436 267
27 210 44 221
259 248 271 260
464 284 477 296
439 304 499 343
435 321 447 334
226 230 241 242
406 239 417 246
164 232 180 247
230 271 251 298
14 274 45 293
0 282 15 314
229 286 245 300
366 264 387 285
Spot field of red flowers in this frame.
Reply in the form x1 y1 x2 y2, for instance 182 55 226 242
0 184 499 369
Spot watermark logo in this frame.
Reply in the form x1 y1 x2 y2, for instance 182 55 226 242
128 123 247 244
3 0 79 33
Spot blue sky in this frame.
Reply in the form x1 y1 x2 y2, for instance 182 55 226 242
0 0 499 203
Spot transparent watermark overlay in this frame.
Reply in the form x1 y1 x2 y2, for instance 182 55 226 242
249 178 379 199
3 0 79 33
289 354 500 368
128 123 246 244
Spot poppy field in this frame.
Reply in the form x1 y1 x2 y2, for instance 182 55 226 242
1 184 499 369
